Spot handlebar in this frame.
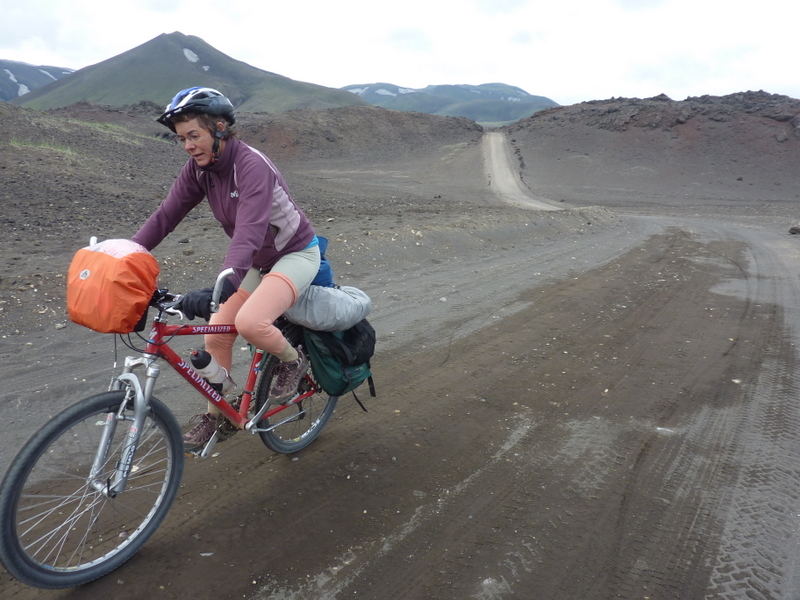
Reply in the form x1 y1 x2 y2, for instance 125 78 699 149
150 290 182 312
210 268 235 314
150 268 235 318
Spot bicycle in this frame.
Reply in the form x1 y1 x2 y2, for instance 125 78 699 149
0 268 339 589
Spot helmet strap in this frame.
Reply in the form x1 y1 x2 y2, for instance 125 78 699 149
210 129 225 165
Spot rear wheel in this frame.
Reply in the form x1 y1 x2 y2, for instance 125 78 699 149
254 323 338 454
0 391 184 589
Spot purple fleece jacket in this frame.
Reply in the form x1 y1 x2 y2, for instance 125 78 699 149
132 139 315 288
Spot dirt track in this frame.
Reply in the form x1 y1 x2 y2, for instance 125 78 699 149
4 122 800 600
483 132 561 211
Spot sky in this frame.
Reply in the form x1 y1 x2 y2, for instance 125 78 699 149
2 0 799 106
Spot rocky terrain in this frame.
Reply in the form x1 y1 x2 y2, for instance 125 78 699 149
3 91 800 600
509 90 800 207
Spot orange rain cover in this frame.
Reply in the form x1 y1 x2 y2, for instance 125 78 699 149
67 239 160 333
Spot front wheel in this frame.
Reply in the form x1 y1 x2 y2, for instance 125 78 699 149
254 323 338 454
0 391 184 589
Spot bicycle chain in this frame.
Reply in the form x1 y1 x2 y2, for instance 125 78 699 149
216 394 243 441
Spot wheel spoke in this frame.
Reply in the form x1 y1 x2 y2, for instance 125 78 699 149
253 325 339 454
0 391 184 588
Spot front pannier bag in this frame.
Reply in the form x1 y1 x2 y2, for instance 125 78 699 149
67 239 159 334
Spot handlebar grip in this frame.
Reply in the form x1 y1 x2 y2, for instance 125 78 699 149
210 268 235 313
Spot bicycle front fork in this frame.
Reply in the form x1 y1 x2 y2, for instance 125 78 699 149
91 356 162 497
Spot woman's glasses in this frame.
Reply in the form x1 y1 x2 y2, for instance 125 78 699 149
174 132 204 146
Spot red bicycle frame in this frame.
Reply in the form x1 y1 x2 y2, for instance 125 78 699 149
141 318 315 431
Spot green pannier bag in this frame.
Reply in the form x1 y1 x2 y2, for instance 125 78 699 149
303 319 376 409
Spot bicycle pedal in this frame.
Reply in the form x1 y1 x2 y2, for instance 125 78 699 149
200 433 220 458
184 432 220 459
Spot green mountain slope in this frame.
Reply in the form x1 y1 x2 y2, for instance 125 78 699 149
11 32 370 113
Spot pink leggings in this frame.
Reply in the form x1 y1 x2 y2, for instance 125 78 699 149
205 245 321 371
205 273 295 371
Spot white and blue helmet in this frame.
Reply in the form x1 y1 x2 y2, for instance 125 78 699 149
157 87 235 132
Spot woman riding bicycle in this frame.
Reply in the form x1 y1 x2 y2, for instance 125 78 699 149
132 86 321 451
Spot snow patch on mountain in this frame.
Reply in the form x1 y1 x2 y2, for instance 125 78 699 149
3 69 30 96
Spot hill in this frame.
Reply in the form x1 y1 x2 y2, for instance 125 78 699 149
343 82 558 125
10 32 369 113
506 90 800 206
0 60 73 102
0 99 484 257
4 33 556 124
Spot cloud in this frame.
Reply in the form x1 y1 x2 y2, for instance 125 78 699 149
2 0 800 105
0 1 164 69
474 0 529 13
510 31 537 45
387 28 434 53
0 5 64 65
613 0 668 9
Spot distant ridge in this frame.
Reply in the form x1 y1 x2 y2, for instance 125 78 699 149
0 60 73 102
343 82 559 125
10 32 369 113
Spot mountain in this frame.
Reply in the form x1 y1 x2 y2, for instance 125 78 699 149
0 60 74 102
342 82 559 125
10 32 370 113
4 32 555 124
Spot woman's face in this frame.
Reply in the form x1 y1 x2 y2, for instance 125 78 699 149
174 117 226 167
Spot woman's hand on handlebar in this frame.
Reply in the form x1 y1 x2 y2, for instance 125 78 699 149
181 280 236 320
181 288 214 320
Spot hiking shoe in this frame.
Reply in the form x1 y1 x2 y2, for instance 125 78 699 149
183 413 218 451
269 347 309 403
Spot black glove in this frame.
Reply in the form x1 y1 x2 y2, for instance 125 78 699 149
181 287 213 321
181 280 236 321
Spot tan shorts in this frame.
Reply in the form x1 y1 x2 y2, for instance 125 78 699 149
240 244 321 296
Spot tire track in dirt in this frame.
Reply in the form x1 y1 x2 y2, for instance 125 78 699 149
571 234 774 599
3 222 794 600
443 229 767 599
278 225 782 600
697 227 800 599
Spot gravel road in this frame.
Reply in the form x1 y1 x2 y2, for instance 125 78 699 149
3 113 800 600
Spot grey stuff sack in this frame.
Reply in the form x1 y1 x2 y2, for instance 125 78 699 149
284 285 372 332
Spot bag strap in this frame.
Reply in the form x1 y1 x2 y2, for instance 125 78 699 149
350 375 376 412
315 330 358 365
344 357 376 411
351 388 368 412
